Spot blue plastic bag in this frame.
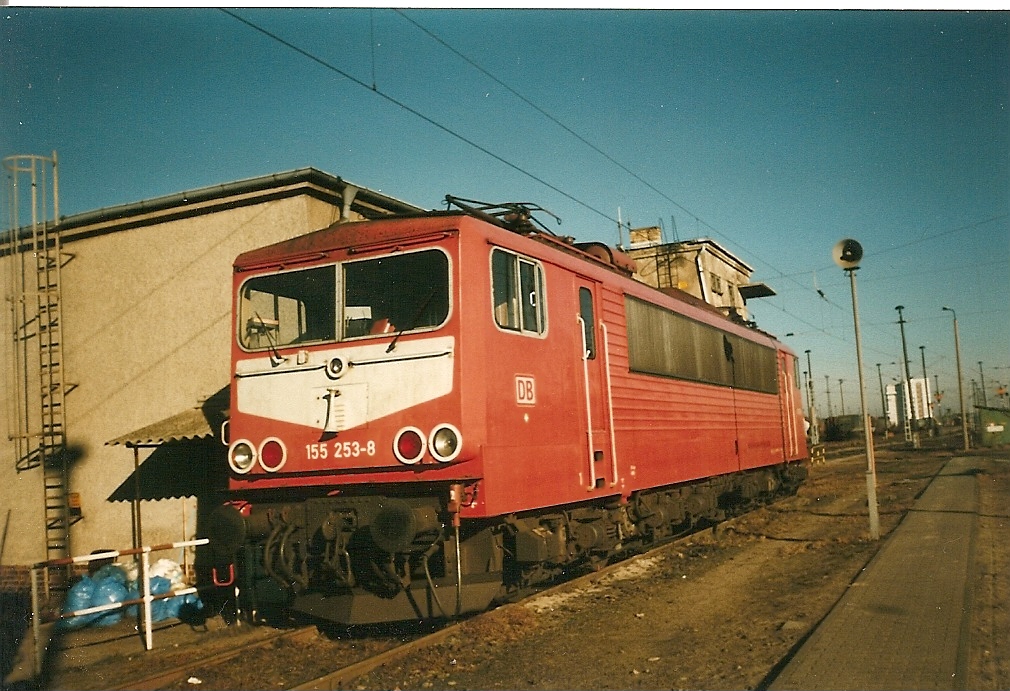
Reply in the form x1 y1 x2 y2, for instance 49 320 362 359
92 563 128 584
148 576 173 621
59 576 97 630
90 577 128 627
124 586 140 618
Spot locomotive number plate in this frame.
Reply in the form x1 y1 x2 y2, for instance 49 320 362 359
306 440 377 460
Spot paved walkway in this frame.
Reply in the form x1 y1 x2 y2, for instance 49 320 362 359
768 456 979 691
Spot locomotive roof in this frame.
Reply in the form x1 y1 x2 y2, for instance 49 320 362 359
234 206 637 274
233 209 787 349
234 211 467 270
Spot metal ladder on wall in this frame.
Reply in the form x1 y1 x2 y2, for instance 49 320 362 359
4 153 75 575
653 249 676 290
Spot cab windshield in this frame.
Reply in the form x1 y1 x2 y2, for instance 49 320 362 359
239 249 450 350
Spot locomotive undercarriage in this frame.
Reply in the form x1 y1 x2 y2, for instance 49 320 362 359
207 461 807 625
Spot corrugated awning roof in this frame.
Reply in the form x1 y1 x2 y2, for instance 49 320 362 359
106 386 229 447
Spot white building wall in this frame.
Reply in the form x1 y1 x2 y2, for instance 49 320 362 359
0 193 348 567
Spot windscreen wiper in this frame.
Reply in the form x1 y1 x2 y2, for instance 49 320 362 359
254 312 287 365
386 287 438 353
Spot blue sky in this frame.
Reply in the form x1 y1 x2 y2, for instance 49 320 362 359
3 8 1008 419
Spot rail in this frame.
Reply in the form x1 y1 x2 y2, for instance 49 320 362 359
29 538 214 677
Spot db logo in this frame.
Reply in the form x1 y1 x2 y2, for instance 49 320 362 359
515 375 536 405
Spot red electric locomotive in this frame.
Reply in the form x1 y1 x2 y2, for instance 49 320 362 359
207 199 808 624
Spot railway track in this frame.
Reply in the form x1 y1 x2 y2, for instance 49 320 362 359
286 511 780 691
101 520 732 691
108 625 322 691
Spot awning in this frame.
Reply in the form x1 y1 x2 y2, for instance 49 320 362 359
106 386 229 448
738 282 777 301
105 386 231 503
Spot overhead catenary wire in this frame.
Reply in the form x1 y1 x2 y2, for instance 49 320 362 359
394 9 700 224
399 12 1010 346
216 9 865 350
777 213 1009 282
225 7 833 315
394 10 843 302
219 9 618 228
221 9 1005 363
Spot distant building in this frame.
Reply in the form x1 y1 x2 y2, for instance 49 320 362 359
885 378 934 428
1 163 421 585
624 228 774 322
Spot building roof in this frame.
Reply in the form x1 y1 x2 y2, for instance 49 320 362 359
628 237 755 274
21 167 425 246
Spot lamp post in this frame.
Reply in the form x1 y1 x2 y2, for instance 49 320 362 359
833 239 879 540
895 305 919 448
942 307 969 451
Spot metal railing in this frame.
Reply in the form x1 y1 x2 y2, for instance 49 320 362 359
29 538 212 677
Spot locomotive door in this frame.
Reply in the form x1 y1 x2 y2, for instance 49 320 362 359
778 350 801 460
575 281 618 491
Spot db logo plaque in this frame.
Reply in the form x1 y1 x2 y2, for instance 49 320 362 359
515 375 536 405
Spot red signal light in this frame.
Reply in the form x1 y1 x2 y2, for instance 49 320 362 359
259 438 287 472
394 428 425 465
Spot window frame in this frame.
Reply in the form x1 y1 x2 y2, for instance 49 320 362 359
490 247 548 337
236 246 453 353
339 247 452 343
578 286 596 360
237 263 338 352
624 294 778 394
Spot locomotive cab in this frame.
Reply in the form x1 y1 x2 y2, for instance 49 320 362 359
213 217 514 623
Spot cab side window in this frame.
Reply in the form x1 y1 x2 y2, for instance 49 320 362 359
492 248 546 335
579 287 596 359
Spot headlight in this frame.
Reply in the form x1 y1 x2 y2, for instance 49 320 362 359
325 356 346 379
258 437 287 472
228 440 256 474
393 427 426 465
429 424 462 463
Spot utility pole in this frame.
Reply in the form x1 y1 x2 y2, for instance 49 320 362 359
805 350 819 445
838 379 846 417
934 374 941 410
825 374 834 419
876 363 886 423
920 346 931 434
942 307 969 451
895 305 919 448
979 362 988 406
